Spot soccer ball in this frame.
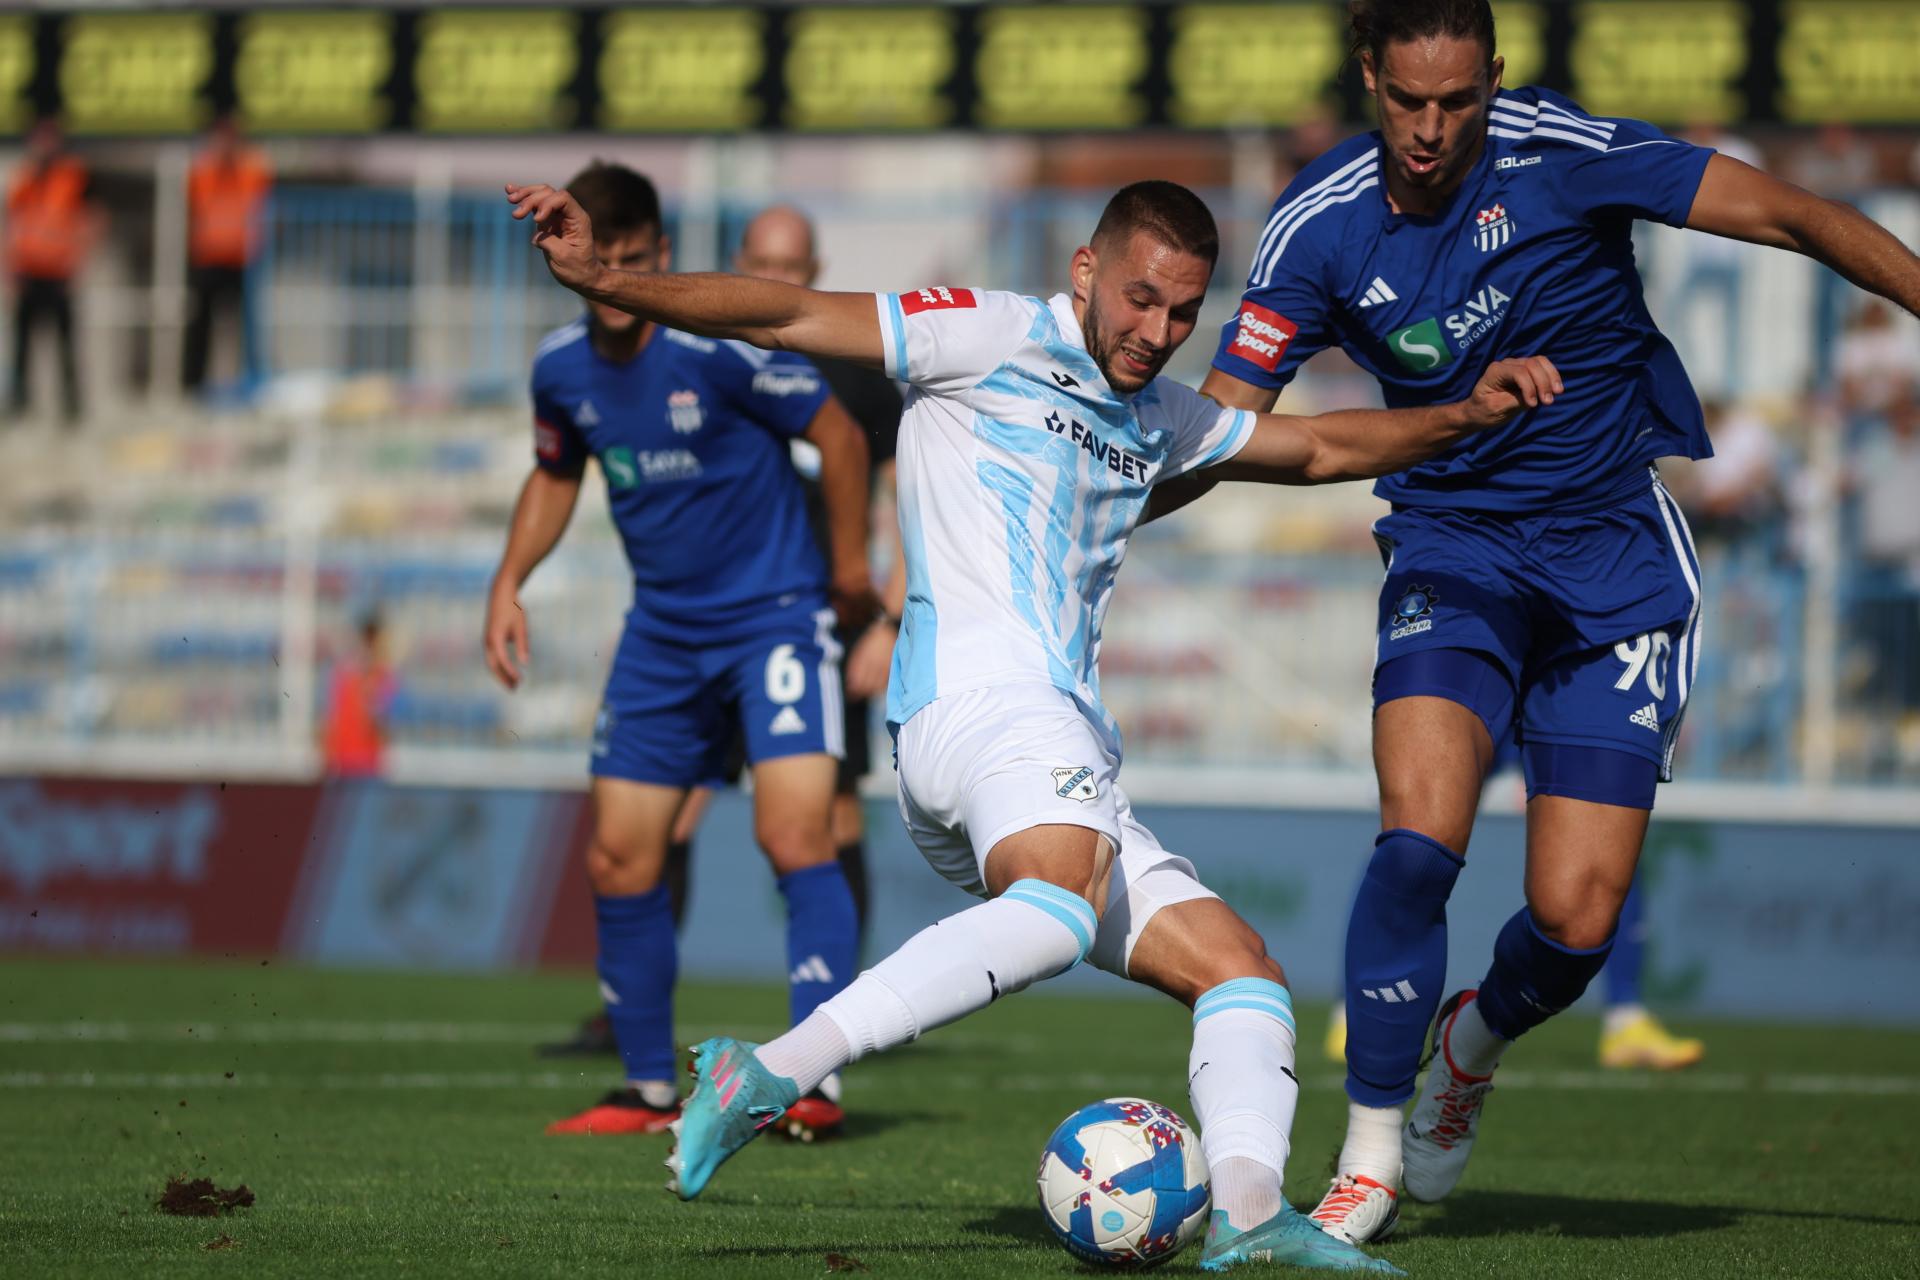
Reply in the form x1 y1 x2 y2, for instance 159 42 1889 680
1035 1097 1211 1267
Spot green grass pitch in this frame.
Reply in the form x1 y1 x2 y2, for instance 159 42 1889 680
3 958 1917 1277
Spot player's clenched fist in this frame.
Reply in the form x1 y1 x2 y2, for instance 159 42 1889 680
483 584 530 691
506 183 601 293
1467 355 1562 427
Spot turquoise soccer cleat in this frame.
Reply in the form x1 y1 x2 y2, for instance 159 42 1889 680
663 1037 800 1201
1197 1203 1406 1274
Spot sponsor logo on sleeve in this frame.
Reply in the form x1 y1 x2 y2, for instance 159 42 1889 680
1388 584 1438 640
900 286 978 315
534 418 565 461
1227 301 1297 372
751 369 822 397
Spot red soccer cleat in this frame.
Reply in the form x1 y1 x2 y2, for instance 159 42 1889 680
545 1088 681 1135
775 1089 845 1143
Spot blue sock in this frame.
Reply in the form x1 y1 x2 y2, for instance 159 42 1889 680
1476 908 1614 1041
779 862 858 1027
595 886 678 1084
1344 829 1465 1107
1603 875 1646 1007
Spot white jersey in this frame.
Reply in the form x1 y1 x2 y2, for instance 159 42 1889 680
876 287 1255 742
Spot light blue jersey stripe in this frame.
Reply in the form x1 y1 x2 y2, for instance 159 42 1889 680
1001 880 1097 960
881 294 909 381
886 471 939 728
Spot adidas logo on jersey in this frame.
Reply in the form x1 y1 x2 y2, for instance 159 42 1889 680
1630 703 1661 732
770 706 808 736
576 399 601 426
1357 277 1399 309
1360 980 1420 1003
790 955 835 984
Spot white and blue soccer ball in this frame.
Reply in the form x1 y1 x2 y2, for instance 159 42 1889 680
1035 1096 1211 1268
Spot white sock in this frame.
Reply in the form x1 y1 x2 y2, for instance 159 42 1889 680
758 878 1096 1094
1603 1003 1648 1036
1446 996 1510 1078
1188 980 1298 1230
754 1011 852 1095
1337 1102 1404 1188
629 1078 676 1109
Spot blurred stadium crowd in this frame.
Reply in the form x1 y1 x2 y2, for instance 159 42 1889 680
0 111 1915 789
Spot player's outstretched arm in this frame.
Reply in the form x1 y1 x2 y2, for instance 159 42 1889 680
1686 154 1920 318
485 467 582 691
1214 356 1561 486
506 183 886 366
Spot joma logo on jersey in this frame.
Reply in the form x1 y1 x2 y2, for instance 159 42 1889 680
1386 286 1513 374
1043 410 1154 483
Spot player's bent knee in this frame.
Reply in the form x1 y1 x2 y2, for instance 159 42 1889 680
1527 895 1621 953
585 838 662 897
754 821 835 874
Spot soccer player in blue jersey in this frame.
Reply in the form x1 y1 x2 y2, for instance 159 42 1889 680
483 162 877 1138
1167 0 1920 1243
508 172 1561 1271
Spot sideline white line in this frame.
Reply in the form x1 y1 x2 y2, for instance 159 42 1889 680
3 1069 1917 1098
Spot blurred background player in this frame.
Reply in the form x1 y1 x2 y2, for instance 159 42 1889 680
735 202 908 933
1158 0 1920 1243
320 610 396 781
183 116 273 398
537 203 904 1073
484 161 875 1139
6 120 94 425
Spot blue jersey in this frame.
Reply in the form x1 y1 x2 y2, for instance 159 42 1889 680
531 319 831 637
1214 87 1716 514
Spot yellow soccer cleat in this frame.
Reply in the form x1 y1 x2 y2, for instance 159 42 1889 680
1599 1010 1705 1070
1326 1003 1348 1064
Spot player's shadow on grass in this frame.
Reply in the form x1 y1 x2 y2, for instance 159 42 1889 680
964 1205 1057 1247
1407 1189 1920 1240
832 1108 942 1141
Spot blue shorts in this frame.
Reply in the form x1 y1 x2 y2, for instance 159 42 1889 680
591 602 844 788
1370 469 1703 781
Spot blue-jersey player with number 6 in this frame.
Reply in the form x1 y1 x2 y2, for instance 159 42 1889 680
483 162 878 1140
1154 0 1920 1244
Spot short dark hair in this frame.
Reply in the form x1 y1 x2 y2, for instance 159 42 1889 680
566 160 663 241
1091 180 1219 265
1348 0 1496 65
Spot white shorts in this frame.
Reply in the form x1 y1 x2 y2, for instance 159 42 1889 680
894 682 1217 977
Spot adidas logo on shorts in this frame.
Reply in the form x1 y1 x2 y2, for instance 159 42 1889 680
1629 703 1661 732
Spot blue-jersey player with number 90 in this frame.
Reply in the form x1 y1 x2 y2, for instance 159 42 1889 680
1155 0 1920 1244
484 162 878 1141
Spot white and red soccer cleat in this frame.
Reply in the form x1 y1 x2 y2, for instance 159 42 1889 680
1308 1174 1401 1245
1401 990 1495 1203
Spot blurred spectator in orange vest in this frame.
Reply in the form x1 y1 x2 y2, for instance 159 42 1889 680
184 116 272 395
322 612 398 780
6 120 93 424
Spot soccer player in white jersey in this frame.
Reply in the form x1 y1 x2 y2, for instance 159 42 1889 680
507 176 1559 1272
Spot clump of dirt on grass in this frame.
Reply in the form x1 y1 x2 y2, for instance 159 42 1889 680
156 1175 255 1217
